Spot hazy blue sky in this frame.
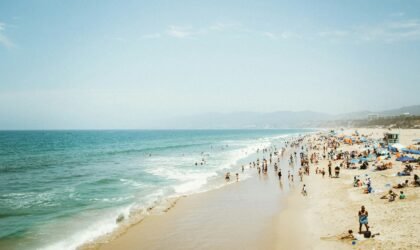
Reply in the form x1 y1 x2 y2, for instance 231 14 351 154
1 0 420 129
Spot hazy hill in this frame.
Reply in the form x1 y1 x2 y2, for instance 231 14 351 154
161 105 420 129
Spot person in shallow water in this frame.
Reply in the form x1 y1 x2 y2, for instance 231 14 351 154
358 205 369 233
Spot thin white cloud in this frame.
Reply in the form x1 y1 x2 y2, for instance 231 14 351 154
0 22 15 48
262 31 276 39
359 19 420 42
280 31 300 39
146 22 242 40
390 12 405 17
167 25 193 39
318 19 420 43
149 22 303 41
261 31 301 40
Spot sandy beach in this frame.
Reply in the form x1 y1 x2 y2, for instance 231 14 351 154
87 128 420 250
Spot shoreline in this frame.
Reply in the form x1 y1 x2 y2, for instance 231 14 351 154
79 133 307 250
90 128 420 250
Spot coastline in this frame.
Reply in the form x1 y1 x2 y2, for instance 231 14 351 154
83 140 297 250
89 128 420 250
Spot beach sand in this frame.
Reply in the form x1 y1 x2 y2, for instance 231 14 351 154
92 165 291 250
89 129 420 250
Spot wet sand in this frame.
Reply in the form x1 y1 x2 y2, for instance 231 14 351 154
97 174 289 250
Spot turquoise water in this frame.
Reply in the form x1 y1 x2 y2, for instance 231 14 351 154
0 129 308 250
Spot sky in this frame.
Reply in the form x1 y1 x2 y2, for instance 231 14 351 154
0 0 420 129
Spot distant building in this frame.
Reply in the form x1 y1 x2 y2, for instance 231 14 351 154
384 132 399 144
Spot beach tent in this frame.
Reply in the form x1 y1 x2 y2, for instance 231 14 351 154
396 156 416 162
389 143 406 153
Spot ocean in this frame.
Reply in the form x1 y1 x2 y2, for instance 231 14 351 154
0 129 309 250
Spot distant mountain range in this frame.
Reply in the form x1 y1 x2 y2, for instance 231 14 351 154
161 105 420 129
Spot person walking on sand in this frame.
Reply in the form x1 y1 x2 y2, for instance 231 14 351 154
358 206 369 233
299 168 303 182
278 170 282 180
328 161 332 177
301 184 307 196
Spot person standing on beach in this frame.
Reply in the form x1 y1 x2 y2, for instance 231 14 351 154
299 168 303 181
301 184 307 196
278 170 282 180
358 206 369 233
328 161 332 177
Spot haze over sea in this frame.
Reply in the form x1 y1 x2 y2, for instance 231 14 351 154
0 129 308 250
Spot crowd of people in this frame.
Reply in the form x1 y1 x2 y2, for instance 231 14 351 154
223 129 419 246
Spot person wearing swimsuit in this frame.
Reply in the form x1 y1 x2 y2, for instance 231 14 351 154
358 205 369 233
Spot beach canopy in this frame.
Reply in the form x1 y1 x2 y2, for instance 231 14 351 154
396 156 417 162
389 143 406 153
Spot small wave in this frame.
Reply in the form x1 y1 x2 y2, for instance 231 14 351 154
103 142 210 157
